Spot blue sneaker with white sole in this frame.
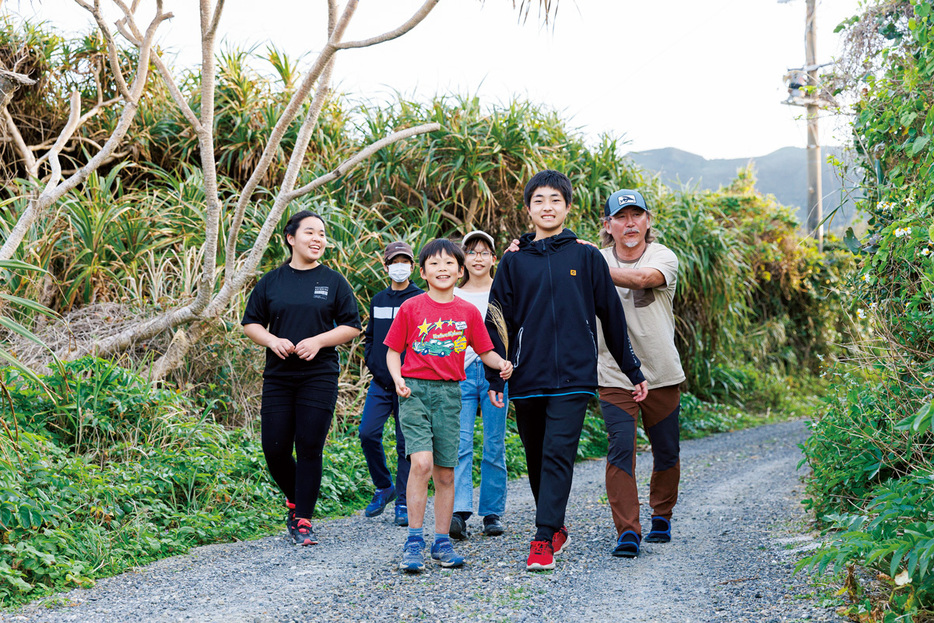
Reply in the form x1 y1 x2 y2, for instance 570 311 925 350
400 537 425 573
430 538 465 568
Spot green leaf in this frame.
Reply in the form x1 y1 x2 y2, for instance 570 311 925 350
844 227 862 254
911 135 930 156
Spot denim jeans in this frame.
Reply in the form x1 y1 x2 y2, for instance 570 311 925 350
358 382 409 506
453 359 508 517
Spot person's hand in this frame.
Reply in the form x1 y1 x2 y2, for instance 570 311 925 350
505 238 520 253
488 390 505 409
295 336 322 361
395 378 411 398
632 380 648 402
267 337 295 359
499 359 513 380
576 238 598 248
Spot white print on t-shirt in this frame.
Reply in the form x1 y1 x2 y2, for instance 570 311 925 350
314 286 329 300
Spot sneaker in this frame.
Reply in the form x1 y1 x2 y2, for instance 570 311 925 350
365 486 396 517
449 513 470 540
552 525 570 555
285 499 296 529
289 518 318 546
526 539 555 571
394 504 409 527
612 531 641 558
430 538 465 568
482 514 505 536
399 538 425 573
645 516 671 543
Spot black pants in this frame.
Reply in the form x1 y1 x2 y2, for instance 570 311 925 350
260 375 338 519
513 393 591 541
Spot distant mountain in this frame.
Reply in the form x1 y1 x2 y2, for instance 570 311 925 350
627 146 861 232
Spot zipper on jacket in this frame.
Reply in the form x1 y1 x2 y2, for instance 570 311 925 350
546 251 560 387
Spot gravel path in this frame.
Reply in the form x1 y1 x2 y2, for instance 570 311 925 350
8 420 845 623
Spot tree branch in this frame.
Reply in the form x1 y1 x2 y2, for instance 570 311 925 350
335 0 439 49
223 1 358 277
286 122 441 202
2 106 37 177
75 0 132 100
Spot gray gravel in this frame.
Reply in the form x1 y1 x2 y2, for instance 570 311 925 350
7 420 846 623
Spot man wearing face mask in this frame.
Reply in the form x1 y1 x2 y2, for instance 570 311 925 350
359 241 424 526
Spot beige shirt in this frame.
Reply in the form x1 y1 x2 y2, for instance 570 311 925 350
596 242 685 390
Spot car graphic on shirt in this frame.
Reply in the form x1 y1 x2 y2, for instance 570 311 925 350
413 338 455 357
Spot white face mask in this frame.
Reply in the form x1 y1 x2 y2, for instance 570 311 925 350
387 263 412 283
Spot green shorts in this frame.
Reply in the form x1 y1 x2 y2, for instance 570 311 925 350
399 377 461 467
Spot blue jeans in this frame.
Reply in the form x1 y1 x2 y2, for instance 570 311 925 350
454 359 508 517
358 382 409 506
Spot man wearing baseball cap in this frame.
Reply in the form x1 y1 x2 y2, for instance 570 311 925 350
359 241 424 526
595 189 685 558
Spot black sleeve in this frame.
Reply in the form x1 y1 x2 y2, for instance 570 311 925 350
363 299 375 368
332 275 362 330
591 249 645 386
241 274 269 327
484 256 514 393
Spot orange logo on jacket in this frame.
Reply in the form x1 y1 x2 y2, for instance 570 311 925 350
570 269 577 276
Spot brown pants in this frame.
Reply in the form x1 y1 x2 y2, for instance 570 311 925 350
599 385 681 538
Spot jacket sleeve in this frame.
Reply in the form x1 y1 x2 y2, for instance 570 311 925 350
484 256 513 393
363 299 375 371
591 250 646 386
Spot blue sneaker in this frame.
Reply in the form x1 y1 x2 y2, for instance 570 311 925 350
645 516 671 543
612 530 640 558
394 504 409 527
365 486 396 517
400 538 425 573
430 538 465 568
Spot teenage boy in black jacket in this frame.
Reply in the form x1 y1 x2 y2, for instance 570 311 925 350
359 242 424 527
485 169 648 571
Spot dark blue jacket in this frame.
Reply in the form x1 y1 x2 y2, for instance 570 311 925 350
364 282 423 390
485 228 644 397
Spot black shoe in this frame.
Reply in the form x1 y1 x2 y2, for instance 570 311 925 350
645 516 671 543
612 531 640 558
289 518 318 546
449 513 470 540
482 514 505 536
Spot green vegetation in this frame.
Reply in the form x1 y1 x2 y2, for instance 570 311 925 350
798 1 934 621
0 16 855 610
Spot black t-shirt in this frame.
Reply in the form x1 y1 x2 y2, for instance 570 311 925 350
241 263 362 378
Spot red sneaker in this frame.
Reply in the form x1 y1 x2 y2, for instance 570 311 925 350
526 539 555 571
289 518 319 546
552 525 570 555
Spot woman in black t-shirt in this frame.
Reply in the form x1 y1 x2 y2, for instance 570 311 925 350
242 210 362 546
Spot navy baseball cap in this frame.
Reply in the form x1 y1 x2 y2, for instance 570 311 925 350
604 189 649 217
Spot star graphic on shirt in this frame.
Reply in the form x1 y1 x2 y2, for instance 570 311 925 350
417 319 433 337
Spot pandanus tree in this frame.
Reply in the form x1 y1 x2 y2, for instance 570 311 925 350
0 0 558 378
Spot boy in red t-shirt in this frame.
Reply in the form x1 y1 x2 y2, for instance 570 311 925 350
385 239 513 573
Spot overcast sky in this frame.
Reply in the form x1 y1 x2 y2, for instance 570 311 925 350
17 0 860 160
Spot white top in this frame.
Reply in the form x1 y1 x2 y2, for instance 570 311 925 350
454 287 491 369
596 242 686 390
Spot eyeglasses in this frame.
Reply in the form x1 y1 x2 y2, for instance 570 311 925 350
466 250 492 259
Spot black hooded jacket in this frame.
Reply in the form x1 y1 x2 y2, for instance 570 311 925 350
484 228 645 397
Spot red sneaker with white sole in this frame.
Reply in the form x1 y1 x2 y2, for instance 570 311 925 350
552 525 569 555
526 539 555 571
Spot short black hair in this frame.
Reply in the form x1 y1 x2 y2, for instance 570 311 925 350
283 210 325 256
523 169 573 207
418 238 465 270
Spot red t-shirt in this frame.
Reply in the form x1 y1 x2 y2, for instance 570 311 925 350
384 293 495 382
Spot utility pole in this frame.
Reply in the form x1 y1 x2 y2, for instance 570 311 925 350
781 0 828 251
805 0 822 251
